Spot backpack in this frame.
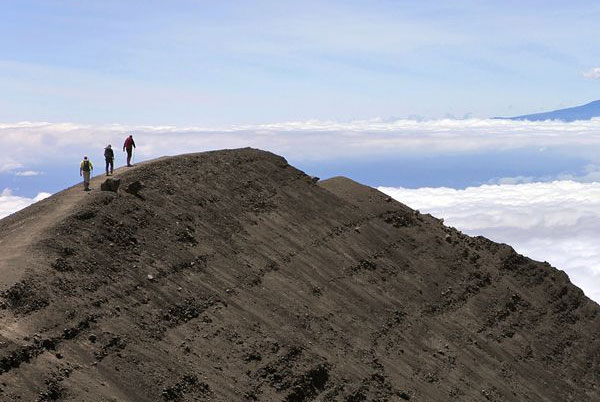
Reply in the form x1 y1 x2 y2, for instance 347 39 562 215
82 160 90 172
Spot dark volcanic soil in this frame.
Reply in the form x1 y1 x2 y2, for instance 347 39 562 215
0 148 599 401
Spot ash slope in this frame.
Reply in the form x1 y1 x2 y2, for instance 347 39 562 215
0 148 599 402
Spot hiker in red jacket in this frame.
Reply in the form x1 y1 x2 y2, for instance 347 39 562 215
123 135 136 167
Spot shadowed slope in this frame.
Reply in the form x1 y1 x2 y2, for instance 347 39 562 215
0 148 598 401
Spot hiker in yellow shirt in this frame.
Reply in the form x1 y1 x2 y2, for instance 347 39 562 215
80 156 94 191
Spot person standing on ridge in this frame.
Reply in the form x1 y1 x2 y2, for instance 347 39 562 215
123 134 136 167
104 144 114 176
80 156 93 191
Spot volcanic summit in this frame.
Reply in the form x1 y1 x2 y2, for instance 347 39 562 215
0 148 598 401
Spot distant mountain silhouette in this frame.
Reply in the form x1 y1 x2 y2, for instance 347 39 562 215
496 100 600 122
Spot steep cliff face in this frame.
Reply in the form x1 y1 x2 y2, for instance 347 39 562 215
0 148 598 401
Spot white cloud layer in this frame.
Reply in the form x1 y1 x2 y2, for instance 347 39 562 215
0 189 51 220
379 181 600 303
583 67 600 79
14 170 42 177
1 118 600 172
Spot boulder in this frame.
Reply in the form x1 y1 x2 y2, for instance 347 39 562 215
100 178 121 192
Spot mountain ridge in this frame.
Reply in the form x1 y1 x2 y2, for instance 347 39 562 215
0 148 598 401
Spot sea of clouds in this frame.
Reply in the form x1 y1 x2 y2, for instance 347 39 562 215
1 118 600 302
0 189 51 219
2 118 600 171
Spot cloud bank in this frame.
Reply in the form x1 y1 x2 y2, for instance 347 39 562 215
379 181 600 303
14 170 42 177
0 189 51 220
1 118 600 173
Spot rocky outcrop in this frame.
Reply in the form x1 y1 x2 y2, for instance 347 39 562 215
100 178 121 192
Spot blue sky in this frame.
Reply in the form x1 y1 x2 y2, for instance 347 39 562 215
2 1 600 125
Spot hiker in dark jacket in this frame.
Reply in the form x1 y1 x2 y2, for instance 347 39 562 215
80 156 93 191
104 144 114 176
123 135 136 167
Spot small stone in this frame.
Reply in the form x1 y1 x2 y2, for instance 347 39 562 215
55 353 63 359
147 274 154 281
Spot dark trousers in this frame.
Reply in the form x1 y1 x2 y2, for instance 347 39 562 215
105 159 114 174
126 148 133 166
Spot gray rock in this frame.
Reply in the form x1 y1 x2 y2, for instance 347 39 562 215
100 178 121 192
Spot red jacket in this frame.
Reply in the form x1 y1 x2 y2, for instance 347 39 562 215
123 136 136 150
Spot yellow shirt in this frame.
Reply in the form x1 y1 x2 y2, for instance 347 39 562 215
80 160 93 171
